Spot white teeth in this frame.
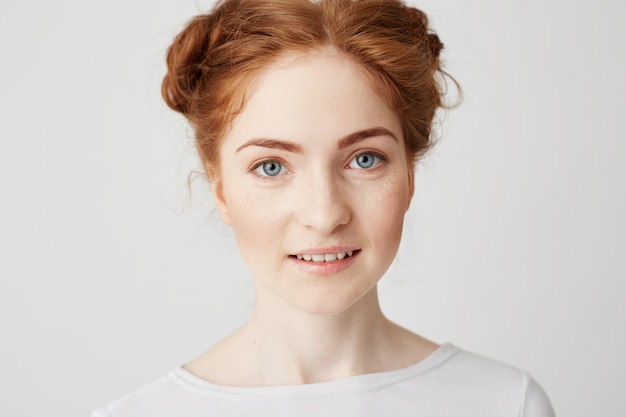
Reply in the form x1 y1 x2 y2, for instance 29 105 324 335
324 253 337 262
294 251 357 262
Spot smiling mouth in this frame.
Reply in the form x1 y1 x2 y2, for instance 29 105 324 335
291 250 360 262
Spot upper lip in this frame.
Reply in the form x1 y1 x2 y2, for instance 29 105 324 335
290 246 360 256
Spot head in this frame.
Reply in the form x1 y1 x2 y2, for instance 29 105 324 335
162 0 449 176
161 0 455 315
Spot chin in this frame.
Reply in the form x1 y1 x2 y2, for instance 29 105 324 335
296 302 356 317
287 285 379 317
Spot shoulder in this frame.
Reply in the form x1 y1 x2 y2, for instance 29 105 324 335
91 346 555 417
517 369 556 417
423 345 555 417
91 371 192 417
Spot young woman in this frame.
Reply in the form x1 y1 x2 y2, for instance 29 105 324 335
93 0 554 415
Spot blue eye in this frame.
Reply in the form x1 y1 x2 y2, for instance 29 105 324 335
349 152 382 169
255 160 284 177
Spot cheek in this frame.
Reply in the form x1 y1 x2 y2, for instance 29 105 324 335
227 196 260 239
376 173 410 213
226 192 293 281
226 189 287 251
366 177 410 241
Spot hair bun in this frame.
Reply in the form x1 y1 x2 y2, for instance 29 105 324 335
427 33 443 58
403 6 443 60
162 13 221 115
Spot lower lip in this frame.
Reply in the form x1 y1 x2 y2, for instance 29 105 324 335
289 251 360 275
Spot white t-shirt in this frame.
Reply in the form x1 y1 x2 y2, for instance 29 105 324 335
92 344 554 416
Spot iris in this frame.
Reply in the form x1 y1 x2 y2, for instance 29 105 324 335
352 152 379 169
261 161 282 176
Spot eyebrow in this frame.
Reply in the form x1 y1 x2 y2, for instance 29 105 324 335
338 127 398 149
235 127 398 153
235 138 302 153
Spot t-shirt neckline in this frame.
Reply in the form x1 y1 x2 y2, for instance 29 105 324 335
171 343 459 399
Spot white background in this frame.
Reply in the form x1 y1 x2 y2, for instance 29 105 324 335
0 0 624 416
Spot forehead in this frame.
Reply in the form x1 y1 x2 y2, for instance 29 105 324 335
221 49 403 149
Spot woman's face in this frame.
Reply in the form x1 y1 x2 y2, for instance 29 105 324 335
212 49 414 315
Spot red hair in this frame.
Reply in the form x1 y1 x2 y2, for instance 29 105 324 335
162 0 456 172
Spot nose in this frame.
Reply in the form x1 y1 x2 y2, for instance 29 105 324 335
294 169 351 234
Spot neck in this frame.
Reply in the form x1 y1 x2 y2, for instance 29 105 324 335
244 287 390 384
186 285 438 387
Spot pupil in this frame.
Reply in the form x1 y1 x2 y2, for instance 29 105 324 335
358 153 374 168
263 161 280 176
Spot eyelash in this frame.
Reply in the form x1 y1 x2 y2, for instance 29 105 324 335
251 159 289 178
347 151 387 170
249 151 388 179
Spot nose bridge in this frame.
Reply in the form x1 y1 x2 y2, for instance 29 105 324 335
296 163 350 233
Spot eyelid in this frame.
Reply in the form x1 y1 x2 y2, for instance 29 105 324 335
346 150 388 169
249 158 290 178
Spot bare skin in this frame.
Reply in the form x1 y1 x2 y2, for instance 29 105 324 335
186 288 438 386
185 49 438 387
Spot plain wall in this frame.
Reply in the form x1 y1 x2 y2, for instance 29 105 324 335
0 0 624 416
